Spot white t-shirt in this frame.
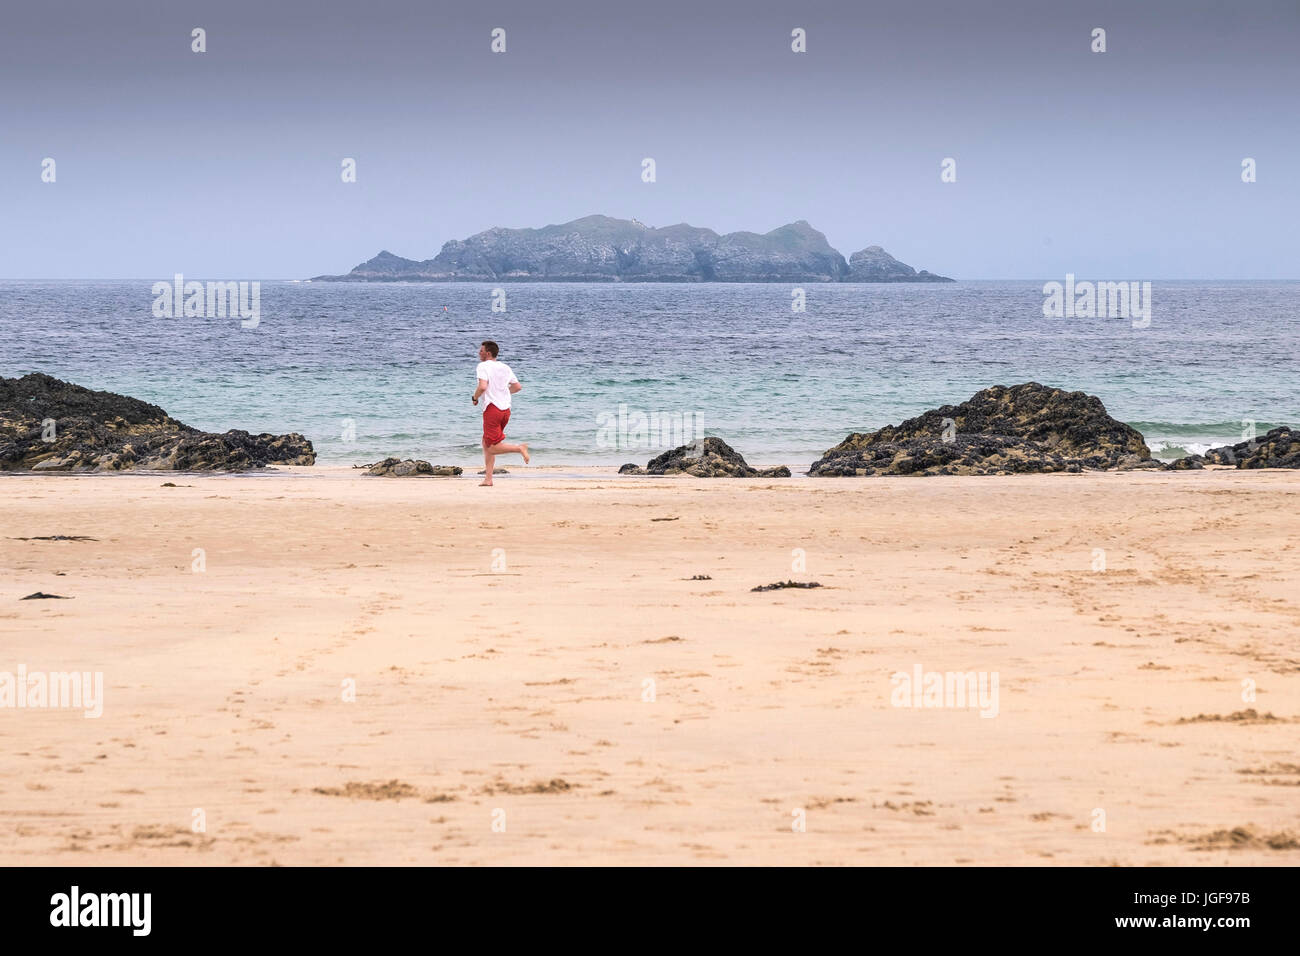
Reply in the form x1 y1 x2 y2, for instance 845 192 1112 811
476 360 518 411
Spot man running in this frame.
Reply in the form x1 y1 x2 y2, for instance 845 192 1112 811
472 340 530 486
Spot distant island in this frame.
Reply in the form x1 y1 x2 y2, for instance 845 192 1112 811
313 215 953 283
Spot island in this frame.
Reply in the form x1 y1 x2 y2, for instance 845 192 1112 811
312 215 953 283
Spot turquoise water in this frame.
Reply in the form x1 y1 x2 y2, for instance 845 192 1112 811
2 280 1296 468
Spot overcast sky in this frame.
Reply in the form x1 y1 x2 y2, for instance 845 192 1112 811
2 0 1297 279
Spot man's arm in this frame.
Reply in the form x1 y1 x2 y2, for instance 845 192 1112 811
472 378 487 405
508 381 522 394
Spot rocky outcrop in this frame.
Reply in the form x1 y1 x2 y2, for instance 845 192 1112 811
809 434 1085 476
809 383 1150 476
0 373 315 471
1169 427 1300 470
360 458 463 477
315 215 951 283
618 437 791 477
846 246 952 282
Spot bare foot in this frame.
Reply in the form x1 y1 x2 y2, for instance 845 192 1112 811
479 480 493 487
520 443 530 464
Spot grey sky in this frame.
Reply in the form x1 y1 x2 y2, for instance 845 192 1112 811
2 0 1297 278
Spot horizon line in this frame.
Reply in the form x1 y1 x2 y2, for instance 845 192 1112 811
3 276 1299 283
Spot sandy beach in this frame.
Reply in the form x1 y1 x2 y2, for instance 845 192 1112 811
2 467 1298 866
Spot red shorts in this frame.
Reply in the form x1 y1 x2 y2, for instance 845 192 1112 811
482 403 511 446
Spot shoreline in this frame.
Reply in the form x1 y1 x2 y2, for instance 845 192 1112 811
7 372 1290 477
0 461 1247 480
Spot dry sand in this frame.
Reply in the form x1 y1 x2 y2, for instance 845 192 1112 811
1 467 1298 865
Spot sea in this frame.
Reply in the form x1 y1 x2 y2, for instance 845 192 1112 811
2 280 1296 469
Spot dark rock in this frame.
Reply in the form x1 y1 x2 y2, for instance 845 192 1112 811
1164 455 1205 471
1116 456 1167 471
1197 427 1300 469
618 462 644 474
631 437 790 477
810 383 1150 476
0 373 315 472
362 458 462 477
809 433 1078 476
752 581 823 592
315 215 950 283
21 592 70 600
846 245 952 282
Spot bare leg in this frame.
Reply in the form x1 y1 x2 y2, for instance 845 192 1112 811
486 441 529 465
480 445 496 486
